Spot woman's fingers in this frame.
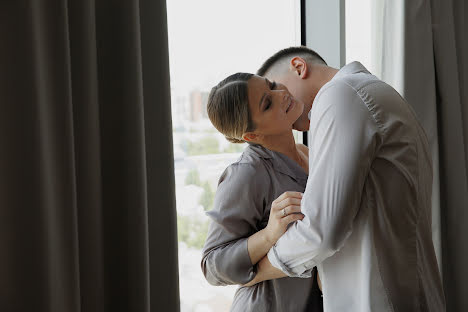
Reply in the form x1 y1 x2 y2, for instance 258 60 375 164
281 205 302 215
278 205 301 219
274 197 302 211
282 213 305 225
264 194 305 244
272 191 303 207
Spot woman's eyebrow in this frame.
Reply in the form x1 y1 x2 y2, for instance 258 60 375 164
259 92 266 110
258 78 270 110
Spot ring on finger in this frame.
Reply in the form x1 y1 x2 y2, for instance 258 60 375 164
282 208 287 217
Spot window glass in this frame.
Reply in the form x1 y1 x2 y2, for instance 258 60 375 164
166 0 301 310
345 0 383 77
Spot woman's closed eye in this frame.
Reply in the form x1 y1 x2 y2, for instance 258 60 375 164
263 81 276 111
264 97 272 111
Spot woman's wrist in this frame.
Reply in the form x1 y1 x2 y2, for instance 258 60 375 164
261 228 277 247
247 228 276 265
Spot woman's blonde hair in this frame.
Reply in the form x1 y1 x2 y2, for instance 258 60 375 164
207 73 256 144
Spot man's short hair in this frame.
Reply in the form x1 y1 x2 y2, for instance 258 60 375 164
257 46 327 76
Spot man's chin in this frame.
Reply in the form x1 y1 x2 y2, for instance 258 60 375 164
292 121 310 132
292 116 310 131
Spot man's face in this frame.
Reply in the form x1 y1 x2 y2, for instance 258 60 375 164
264 71 315 132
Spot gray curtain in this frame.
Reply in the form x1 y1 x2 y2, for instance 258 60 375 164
379 0 468 310
0 1 179 311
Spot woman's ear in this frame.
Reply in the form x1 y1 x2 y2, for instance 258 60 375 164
242 132 258 143
290 56 308 79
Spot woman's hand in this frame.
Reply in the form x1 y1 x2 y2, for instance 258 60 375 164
264 191 304 245
246 191 304 269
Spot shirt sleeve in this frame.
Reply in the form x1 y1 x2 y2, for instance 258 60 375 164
201 162 269 285
268 81 382 277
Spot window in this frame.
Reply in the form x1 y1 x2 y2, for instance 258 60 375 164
345 0 383 77
166 0 301 311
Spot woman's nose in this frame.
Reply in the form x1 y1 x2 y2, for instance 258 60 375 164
273 85 288 94
277 89 290 100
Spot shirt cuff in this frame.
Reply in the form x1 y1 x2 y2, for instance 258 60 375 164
267 246 313 278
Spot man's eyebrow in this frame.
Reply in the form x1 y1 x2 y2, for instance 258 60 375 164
258 78 269 110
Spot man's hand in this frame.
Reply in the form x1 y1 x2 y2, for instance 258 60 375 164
243 255 287 287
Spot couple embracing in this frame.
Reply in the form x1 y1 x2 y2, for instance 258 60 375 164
201 46 446 312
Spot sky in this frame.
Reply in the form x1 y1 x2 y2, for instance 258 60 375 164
166 0 300 95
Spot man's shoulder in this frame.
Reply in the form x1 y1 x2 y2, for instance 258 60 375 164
313 79 365 113
310 76 386 136
324 71 382 96
315 72 394 115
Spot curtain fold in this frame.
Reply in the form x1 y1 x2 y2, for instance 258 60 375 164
379 0 443 268
379 0 468 310
0 1 179 311
140 1 180 310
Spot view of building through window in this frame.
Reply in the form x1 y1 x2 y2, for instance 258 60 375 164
166 0 301 311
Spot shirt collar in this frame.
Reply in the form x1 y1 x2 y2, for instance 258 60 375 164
244 144 308 182
308 61 370 120
332 61 370 81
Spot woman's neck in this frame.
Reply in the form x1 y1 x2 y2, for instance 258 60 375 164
260 132 302 165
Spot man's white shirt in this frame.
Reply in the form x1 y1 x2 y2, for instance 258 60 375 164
267 62 446 311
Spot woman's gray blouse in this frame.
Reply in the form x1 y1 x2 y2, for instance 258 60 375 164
201 144 317 312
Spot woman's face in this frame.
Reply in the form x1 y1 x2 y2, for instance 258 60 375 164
246 75 304 140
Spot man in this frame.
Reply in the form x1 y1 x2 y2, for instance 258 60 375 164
248 46 446 311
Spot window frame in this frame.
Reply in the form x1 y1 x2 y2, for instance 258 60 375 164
300 0 346 146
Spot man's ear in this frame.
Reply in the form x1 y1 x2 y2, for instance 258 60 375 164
242 132 259 143
290 56 308 79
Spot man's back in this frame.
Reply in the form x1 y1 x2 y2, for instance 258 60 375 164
330 66 445 310
267 62 446 311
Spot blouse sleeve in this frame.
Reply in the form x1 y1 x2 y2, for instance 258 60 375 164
201 162 269 286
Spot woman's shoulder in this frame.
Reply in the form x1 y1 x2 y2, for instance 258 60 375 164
212 151 272 214
234 145 273 169
218 148 271 187
221 156 269 183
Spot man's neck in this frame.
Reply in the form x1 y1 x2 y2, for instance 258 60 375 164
309 65 340 96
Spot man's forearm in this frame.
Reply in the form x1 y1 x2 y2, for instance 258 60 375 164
243 255 286 286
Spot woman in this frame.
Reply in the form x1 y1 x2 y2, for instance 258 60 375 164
201 73 323 311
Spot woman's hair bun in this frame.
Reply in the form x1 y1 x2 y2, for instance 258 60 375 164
226 136 245 144
206 73 255 145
